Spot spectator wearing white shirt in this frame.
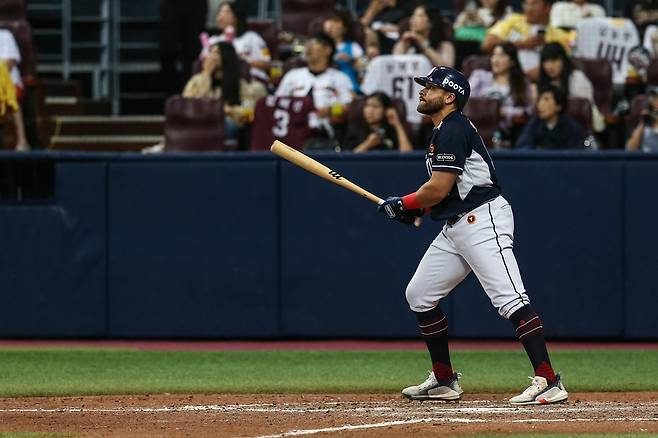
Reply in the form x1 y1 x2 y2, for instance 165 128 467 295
392 3 455 67
550 0 605 30
205 1 271 82
0 28 28 151
275 32 354 149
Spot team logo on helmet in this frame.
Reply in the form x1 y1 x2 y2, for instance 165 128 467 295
441 77 465 95
467 215 476 224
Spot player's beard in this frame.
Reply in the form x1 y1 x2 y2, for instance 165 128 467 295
417 97 443 115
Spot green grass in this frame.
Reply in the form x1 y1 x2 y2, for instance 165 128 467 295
0 349 656 397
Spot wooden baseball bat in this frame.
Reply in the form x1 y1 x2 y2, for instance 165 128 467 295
270 140 384 205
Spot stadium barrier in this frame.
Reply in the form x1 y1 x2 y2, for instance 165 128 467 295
0 151 655 339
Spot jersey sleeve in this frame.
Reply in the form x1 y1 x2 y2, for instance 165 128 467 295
275 71 293 96
335 71 354 104
429 122 468 174
248 32 271 62
0 31 20 63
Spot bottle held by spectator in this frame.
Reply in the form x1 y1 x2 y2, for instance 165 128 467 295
224 25 235 43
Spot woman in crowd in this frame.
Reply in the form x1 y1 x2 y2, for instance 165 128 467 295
360 0 409 55
204 1 271 82
536 42 604 132
453 0 509 43
468 42 533 146
343 92 413 153
392 3 455 67
516 84 584 149
626 86 658 152
323 10 365 93
184 42 267 142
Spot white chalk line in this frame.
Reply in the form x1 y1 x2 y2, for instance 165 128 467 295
249 417 658 438
250 418 485 438
0 401 655 415
1 401 656 438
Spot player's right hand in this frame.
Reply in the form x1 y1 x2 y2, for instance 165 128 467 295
378 197 423 226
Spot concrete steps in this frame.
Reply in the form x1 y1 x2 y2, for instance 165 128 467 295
49 116 164 151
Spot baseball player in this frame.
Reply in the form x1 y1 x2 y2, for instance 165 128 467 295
378 66 568 405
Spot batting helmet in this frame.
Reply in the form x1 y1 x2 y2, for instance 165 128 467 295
414 66 471 110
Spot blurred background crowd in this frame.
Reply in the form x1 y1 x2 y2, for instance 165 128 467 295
2 0 658 153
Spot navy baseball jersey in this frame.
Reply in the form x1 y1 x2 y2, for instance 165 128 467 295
425 110 500 220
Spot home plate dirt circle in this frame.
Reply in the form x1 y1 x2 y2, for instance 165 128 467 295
0 392 657 437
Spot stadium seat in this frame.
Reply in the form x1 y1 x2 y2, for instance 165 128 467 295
647 58 658 86
280 0 336 37
461 54 490 80
566 97 592 135
164 95 225 152
573 58 614 115
0 0 26 21
247 19 279 60
462 97 500 148
250 95 315 151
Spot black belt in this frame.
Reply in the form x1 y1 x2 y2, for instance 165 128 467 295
446 211 467 226
445 197 500 226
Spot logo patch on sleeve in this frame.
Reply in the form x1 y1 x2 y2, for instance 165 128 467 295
435 153 456 162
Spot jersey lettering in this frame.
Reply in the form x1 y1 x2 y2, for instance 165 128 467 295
272 109 289 137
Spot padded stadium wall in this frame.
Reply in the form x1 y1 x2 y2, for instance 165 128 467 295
0 151 655 340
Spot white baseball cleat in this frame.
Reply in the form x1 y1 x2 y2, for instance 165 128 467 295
402 371 463 401
509 374 568 405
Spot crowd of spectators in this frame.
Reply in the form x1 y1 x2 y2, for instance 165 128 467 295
158 0 658 152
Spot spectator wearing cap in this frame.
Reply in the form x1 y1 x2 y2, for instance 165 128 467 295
204 1 271 82
392 3 455 67
626 85 658 152
550 0 605 30
516 84 584 149
482 0 571 79
275 32 354 149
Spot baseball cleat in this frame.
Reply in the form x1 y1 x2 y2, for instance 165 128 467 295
402 371 463 401
509 374 568 405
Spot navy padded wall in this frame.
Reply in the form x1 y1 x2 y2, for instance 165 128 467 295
108 159 279 337
0 162 107 336
279 156 453 338
625 160 658 339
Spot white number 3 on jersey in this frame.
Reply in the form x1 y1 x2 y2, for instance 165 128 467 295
272 109 290 137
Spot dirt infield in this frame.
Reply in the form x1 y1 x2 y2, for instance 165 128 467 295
1 392 657 437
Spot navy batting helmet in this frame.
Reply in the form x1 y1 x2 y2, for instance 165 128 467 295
414 66 471 110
